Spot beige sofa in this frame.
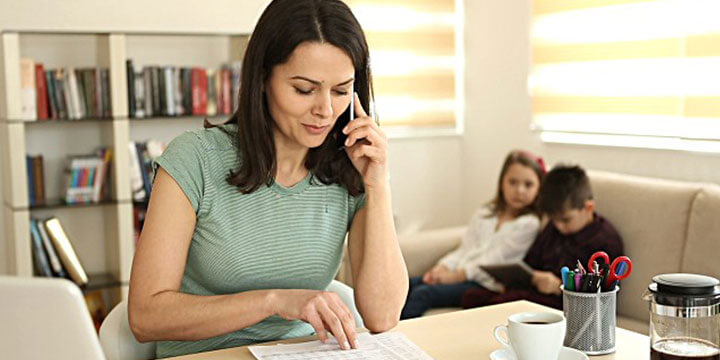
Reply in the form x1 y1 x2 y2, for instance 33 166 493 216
340 170 720 334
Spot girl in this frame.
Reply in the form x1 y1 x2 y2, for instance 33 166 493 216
400 150 545 319
128 0 408 357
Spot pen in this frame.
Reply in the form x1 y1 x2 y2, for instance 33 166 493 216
568 270 576 291
574 272 582 292
580 274 591 292
577 260 586 275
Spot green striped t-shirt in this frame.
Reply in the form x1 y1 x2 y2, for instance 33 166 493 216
151 124 365 358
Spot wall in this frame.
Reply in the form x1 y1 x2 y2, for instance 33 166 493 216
461 0 720 222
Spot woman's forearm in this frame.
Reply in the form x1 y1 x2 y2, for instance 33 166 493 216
353 185 408 332
129 289 274 342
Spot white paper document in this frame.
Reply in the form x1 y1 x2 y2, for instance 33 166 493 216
248 332 434 360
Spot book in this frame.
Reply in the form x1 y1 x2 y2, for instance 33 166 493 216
61 68 75 119
29 219 53 277
133 64 146 118
67 67 84 119
35 63 49 120
181 68 192 116
101 68 111 118
98 149 113 200
33 155 45 205
143 67 153 117
54 69 69 119
36 217 67 278
191 68 207 115
174 67 183 115
151 66 161 115
126 59 136 117
94 68 103 118
81 69 95 118
19 58 37 120
135 142 152 199
45 70 58 119
206 69 217 116
164 66 175 116
26 156 35 206
128 141 146 201
91 151 107 203
43 217 88 286
480 261 535 288
221 67 231 114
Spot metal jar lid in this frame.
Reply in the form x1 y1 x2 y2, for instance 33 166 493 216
648 273 720 317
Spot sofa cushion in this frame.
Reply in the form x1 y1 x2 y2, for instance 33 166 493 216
588 171 700 323
399 226 466 278
681 185 720 281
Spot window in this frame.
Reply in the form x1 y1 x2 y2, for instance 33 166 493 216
348 0 463 136
531 0 720 152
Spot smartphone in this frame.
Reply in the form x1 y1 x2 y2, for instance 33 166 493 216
335 83 354 149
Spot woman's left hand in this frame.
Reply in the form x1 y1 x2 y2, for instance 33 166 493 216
343 93 388 191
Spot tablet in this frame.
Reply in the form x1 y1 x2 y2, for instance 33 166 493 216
480 261 534 288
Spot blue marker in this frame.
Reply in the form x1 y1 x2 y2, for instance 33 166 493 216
561 266 570 290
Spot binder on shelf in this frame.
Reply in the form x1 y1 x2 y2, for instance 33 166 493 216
43 217 88 286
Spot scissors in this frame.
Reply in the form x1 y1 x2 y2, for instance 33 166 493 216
587 251 633 290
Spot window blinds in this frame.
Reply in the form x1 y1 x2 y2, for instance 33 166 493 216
531 0 720 151
348 0 460 129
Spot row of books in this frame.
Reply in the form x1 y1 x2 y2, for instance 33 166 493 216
20 58 112 121
26 154 46 206
128 139 166 203
126 60 241 118
29 217 88 286
64 149 113 205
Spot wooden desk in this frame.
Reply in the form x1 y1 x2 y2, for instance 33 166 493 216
167 300 650 359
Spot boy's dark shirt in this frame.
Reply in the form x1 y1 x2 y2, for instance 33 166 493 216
524 213 624 276
461 213 624 310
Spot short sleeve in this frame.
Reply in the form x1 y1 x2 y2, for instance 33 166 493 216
346 192 367 230
152 131 206 214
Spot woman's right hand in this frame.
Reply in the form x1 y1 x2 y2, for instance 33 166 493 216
270 290 358 350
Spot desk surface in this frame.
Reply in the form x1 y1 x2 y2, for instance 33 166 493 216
167 300 650 360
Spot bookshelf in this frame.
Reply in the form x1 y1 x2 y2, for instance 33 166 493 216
0 31 249 303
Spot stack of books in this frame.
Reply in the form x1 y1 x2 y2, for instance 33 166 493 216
126 59 241 118
64 148 113 205
20 58 112 121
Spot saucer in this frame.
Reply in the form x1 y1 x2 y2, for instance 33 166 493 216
490 346 589 360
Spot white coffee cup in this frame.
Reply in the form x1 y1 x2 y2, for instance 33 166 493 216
493 312 566 360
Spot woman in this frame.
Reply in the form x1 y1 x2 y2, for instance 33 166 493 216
127 0 408 357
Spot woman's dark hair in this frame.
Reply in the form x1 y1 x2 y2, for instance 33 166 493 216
488 150 545 218
215 0 372 196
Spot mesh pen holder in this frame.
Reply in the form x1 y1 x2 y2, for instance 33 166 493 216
562 286 618 355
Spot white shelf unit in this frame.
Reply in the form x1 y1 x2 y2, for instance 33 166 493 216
0 31 249 301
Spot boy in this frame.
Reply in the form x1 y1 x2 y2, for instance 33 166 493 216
461 165 624 310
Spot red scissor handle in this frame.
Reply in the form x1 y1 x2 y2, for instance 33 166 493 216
608 256 633 283
588 251 610 271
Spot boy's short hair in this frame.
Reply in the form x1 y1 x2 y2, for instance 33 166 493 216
538 165 593 216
